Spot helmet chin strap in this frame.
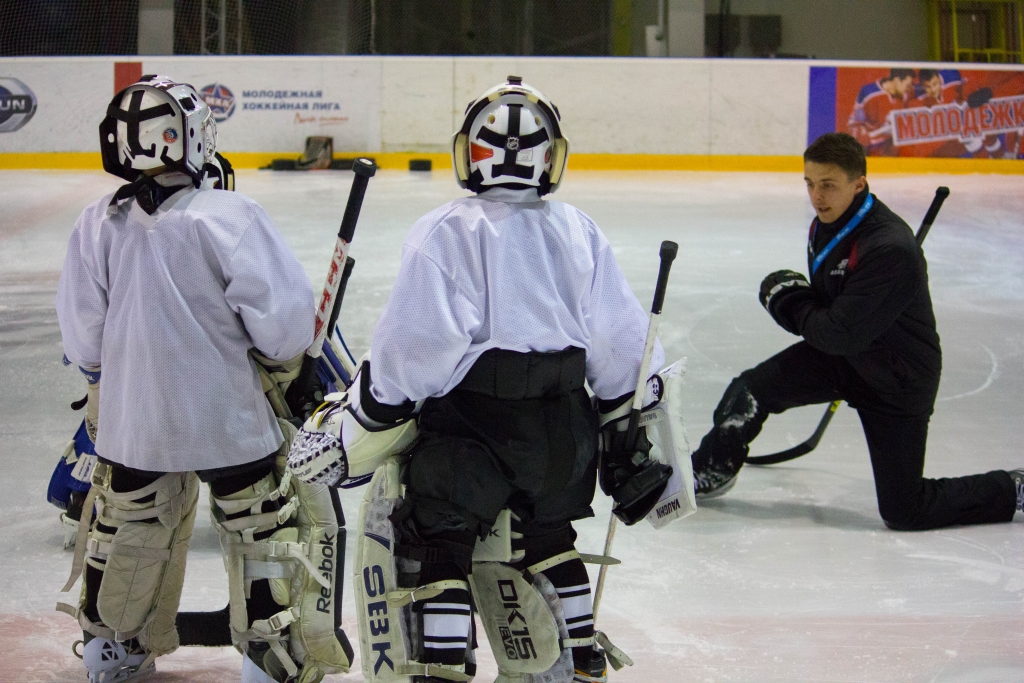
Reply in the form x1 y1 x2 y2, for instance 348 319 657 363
108 171 191 215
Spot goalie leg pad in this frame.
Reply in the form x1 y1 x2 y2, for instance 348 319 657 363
73 463 199 657
469 562 564 678
354 459 475 683
211 450 353 682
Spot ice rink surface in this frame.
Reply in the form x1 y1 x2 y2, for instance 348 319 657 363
2 168 1022 682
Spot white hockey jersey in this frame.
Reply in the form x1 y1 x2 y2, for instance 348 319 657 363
370 187 663 406
56 186 314 472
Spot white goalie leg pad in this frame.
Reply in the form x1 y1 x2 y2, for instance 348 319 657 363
353 458 414 683
640 360 697 528
59 462 199 659
212 441 353 682
472 549 633 683
287 471 353 681
353 458 473 683
470 562 563 679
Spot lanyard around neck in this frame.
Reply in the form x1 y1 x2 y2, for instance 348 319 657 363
809 193 874 275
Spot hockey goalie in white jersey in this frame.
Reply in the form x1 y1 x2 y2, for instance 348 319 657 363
55 75 352 683
288 76 690 683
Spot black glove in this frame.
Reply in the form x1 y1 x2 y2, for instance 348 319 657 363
759 270 815 335
966 87 993 109
600 423 673 526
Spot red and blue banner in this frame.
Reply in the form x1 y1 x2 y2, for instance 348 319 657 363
808 66 1024 159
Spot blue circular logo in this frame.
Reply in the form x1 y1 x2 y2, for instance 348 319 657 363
200 83 235 122
0 78 38 132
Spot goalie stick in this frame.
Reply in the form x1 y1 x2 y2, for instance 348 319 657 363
286 158 376 417
746 186 950 466
593 240 678 621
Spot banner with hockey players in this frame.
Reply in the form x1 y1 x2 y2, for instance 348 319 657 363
808 65 1024 159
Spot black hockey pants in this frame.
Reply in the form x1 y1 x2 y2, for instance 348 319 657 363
391 347 600 671
694 342 1017 531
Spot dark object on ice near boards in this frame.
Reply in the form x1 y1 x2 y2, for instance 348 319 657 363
263 136 376 171
409 158 433 171
747 186 950 466
285 157 377 420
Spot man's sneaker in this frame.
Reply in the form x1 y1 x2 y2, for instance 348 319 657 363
693 465 739 499
573 647 608 682
1010 469 1024 513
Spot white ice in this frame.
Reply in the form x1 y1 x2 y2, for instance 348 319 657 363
2 168 1023 682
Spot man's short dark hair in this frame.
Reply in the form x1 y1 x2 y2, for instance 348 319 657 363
918 68 940 83
804 133 867 179
887 68 915 81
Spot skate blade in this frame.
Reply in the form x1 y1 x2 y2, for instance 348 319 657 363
91 661 155 683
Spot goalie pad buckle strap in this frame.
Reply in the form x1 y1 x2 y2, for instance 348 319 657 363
595 631 633 671
526 549 580 575
396 663 473 681
84 538 173 562
385 579 471 608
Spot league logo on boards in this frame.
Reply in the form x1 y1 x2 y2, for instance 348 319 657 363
0 78 38 133
200 83 236 122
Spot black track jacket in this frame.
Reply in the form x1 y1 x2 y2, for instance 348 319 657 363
790 186 942 413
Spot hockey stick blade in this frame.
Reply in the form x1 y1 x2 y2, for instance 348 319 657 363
746 400 839 465
747 186 949 466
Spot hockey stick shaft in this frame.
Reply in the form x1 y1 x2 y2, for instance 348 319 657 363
594 240 678 622
288 160 376 414
326 256 356 340
914 186 949 247
309 158 377 359
747 186 949 466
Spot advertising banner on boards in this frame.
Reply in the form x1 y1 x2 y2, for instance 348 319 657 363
808 65 1024 159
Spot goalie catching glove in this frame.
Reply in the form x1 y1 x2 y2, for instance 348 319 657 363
288 360 418 488
598 375 674 526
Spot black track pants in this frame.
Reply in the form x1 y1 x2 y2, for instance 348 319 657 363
700 342 1017 530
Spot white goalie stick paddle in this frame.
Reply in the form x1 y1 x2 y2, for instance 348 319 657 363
746 186 949 466
287 158 377 416
592 240 678 622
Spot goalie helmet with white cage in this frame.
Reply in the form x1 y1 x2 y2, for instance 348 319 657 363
452 75 569 195
99 75 216 187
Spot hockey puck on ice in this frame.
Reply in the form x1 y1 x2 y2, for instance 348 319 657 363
409 159 432 172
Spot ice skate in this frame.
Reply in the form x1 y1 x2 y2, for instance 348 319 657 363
1011 469 1024 513
76 637 154 683
693 464 739 499
573 647 609 682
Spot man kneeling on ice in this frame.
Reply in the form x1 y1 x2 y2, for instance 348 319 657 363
690 132 1023 531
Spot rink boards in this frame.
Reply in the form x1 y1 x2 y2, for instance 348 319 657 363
0 55 1023 173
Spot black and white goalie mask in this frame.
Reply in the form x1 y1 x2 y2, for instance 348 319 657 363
452 75 569 196
99 75 216 188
